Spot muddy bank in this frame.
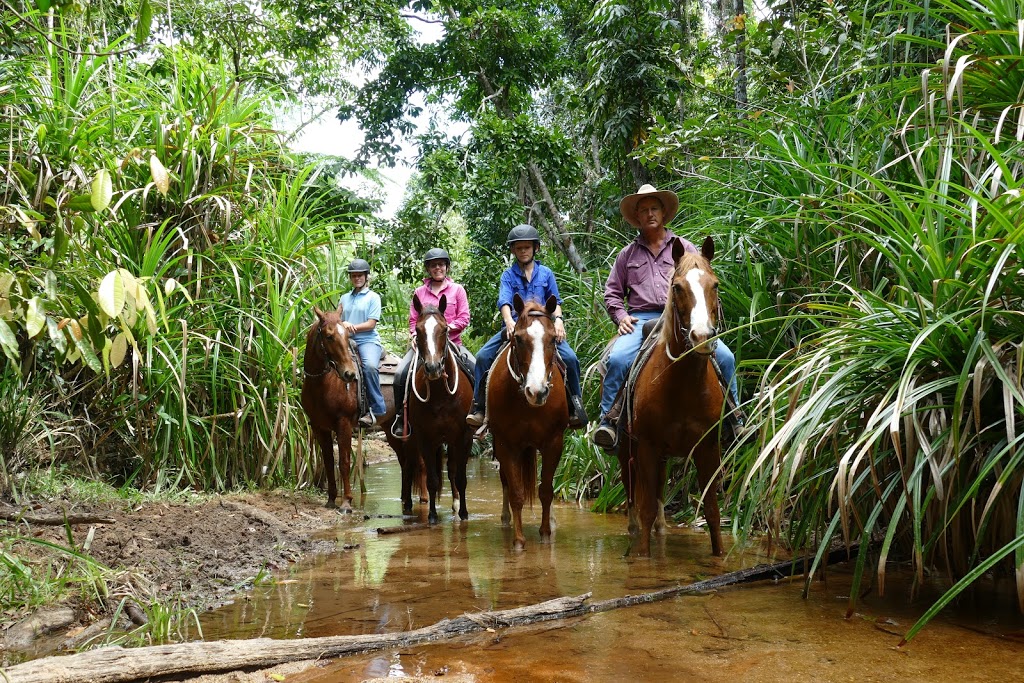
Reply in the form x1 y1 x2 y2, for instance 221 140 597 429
0 438 397 666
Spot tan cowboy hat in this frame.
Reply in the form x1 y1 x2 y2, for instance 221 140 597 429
619 184 679 228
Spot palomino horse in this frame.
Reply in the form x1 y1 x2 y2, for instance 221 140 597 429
487 294 568 550
300 304 361 510
619 236 725 556
404 294 474 522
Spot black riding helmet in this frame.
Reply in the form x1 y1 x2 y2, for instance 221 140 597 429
422 248 451 266
506 224 541 249
347 258 371 274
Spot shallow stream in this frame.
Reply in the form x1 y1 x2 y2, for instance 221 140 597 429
201 456 1023 682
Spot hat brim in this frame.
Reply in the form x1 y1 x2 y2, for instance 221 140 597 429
620 189 679 228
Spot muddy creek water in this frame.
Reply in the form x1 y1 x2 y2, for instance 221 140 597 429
201 456 1023 682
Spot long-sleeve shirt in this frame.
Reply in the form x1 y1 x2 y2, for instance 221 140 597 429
497 260 562 320
408 278 471 346
603 230 697 325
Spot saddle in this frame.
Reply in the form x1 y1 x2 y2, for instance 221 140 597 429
605 318 741 444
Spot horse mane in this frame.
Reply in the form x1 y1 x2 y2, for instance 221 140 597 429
659 251 713 348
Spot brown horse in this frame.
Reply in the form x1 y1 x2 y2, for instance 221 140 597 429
619 236 725 556
487 294 568 550
300 304 361 510
404 294 474 522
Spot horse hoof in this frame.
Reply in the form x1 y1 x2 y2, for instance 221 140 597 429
459 510 469 521
539 534 552 545
513 540 526 552
325 500 337 509
428 514 439 525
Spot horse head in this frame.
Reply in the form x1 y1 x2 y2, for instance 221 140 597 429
664 236 719 357
510 293 558 406
413 293 450 380
310 304 359 381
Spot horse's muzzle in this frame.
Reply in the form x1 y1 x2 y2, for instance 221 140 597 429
340 369 358 382
423 360 444 379
523 384 551 406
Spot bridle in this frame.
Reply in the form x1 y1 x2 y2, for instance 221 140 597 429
505 310 555 395
303 325 349 378
664 270 720 363
410 311 460 402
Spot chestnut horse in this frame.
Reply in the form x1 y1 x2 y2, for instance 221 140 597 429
404 294 474 522
487 294 568 550
619 236 725 556
300 304 361 510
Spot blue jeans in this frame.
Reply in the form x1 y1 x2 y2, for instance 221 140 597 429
599 312 739 420
472 330 583 409
357 341 386 417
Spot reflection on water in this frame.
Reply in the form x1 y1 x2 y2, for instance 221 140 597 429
200 457 1024 682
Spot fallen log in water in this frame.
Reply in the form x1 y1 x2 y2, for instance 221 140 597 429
375 523 430 535
2 548 854 683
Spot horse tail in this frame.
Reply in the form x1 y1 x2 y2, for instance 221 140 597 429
519 447 537 508
408 448 423 498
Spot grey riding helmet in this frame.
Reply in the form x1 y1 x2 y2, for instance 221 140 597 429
423 248 450 266
347 258 371 273
506 224 541 248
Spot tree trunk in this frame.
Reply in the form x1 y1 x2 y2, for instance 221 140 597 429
527 163 587 273
733 0 748 110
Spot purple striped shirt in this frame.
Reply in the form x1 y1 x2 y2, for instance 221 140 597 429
603 230 697 325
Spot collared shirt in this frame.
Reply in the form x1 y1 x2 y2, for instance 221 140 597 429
603 230 697 325
497 260 562 320
409 277 471 346
339 287 382 345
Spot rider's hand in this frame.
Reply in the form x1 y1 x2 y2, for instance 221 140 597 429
504 319 515 340
344 321 357 334
553 317 566 343
617 316 638 335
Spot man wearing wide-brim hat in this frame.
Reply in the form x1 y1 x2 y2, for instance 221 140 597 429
592 185 739 450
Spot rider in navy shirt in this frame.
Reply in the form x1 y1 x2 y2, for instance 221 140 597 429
467 225 588 430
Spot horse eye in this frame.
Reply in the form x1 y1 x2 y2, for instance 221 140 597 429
713 282 719 290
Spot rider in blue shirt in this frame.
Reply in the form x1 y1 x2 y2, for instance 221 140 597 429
466 225 588 430
339 259 387 428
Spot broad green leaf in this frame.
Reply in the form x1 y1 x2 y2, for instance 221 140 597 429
73 332 102 373
0 298 11 319
67 194 96 212
91 169 113 212
150 154 170 195
34 0 50 13
135 0 153 45
99 270 126 318
26 297 46 338
110 332 128 368
0 272 14 298
0 318 18 360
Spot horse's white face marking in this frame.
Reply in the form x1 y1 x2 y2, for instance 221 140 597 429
685 269 713 338
524 319 548 393
424 315 439 358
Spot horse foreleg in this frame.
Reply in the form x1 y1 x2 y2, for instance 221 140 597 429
695 443 724 557
450 434 471 520
334 420 355 512
398 448 414 515
617 442 638 536
538 434 563 544
498 465 511 527
423 443 442 524
315 428 338 509
632 446 661 557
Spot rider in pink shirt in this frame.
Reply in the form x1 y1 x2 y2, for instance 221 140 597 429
391 248 475 439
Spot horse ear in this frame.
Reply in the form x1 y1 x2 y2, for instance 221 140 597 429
437 294 447 314
513 293 525 315
545 295 557 315
413 293 423 314
335 300 344 316
702 235 715 262
671 237 686 263
314 306 326 322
